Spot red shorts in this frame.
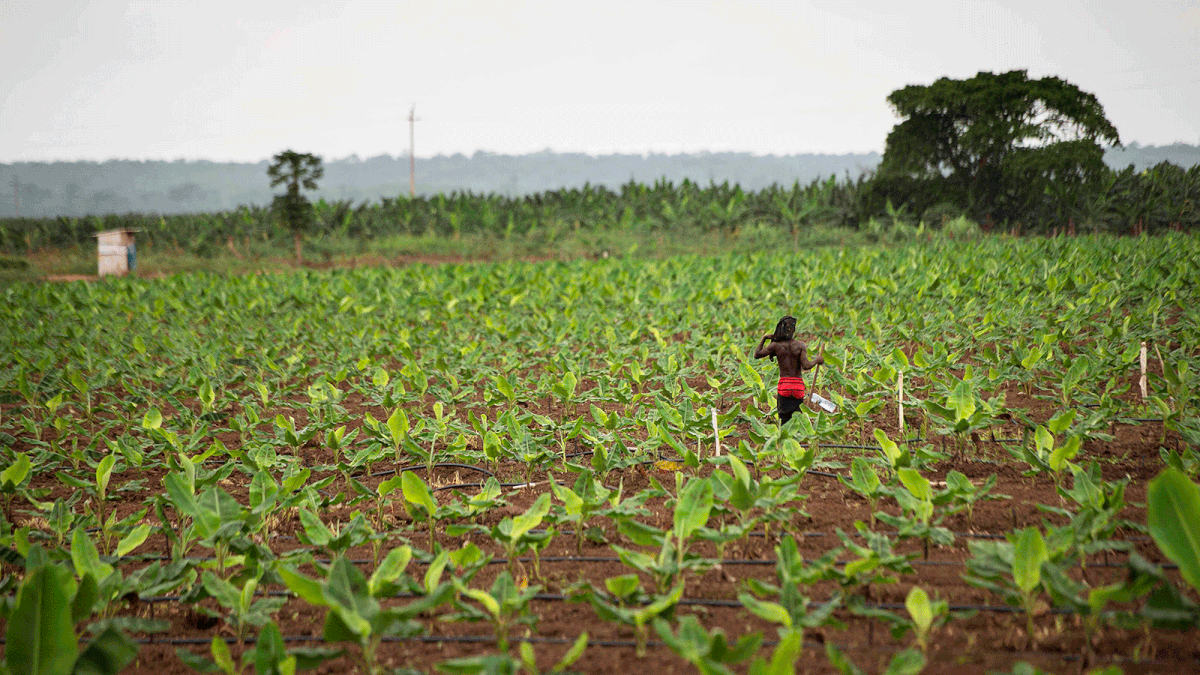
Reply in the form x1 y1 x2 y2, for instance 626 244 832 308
777 377 806 398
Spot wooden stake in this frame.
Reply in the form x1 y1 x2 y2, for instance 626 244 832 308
898 371 905 435
712 407 721 456
1139 341 1148 401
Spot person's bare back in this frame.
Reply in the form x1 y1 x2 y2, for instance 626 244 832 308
756 338 819 376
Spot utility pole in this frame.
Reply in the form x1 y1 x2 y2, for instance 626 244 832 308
11 175 18 218
408 105 421 197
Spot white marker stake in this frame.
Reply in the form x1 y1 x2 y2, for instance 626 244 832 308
1139 341 1148 401
898 371 905 435
712 407 721 457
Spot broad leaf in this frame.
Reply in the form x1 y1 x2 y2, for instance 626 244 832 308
400 471 437 515
673 477 714 544
1147 467 1200 591
510 493 551 541
6 563 77 675
905 586 933 634
1012 527 1047 594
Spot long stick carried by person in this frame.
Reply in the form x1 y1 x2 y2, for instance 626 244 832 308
808 349 837 413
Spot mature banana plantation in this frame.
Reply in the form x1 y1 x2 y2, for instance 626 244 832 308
1 164 1197 258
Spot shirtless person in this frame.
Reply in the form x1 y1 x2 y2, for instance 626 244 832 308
753 315 824 425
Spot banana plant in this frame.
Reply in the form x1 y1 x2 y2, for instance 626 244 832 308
1147 467 1200 594
176 622 343 675
671 474 714 568
1150 355 1198 443
281 550 455 675
963 527 1050 647
272 413 319 456
611 476 717 593
0 451 31 520
568 580 683 657
4 549 139 675
1018 416 1082 494
1038 462 1137 565
739 535 844 641
902 587 949 654
87 454 118 552
295 508 373 558
434 633 588 675
1037 553 1159 651
550 369 579 415
653 614 761 675
164 464 250 574
932 470 1007 525
839 457 885 526
489 492 554 581
871 428 911 477
1161 446 1200 479
827 524 916 598
548 470 619 553
745 631 804 675
922 374 1005 455
196 569 288 645
69 526 151 621
41 495 78 548
825 642 925 675
400 470 444 549
710 453 804 539
876 467 954 557
445 571 541 653
441 476 507 524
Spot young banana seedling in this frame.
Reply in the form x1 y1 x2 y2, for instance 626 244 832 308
176 622 343 675
490 492 554 581
568 578 683 657
281 548 456 675
653 614 762 675
446 570 541 653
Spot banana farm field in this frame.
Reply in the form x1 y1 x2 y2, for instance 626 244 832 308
2 235 1199 675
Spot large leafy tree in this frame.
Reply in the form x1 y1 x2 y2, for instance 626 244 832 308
879 70 1120 226
267 150 324 262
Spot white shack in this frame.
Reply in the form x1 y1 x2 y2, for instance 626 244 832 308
94 229 138 277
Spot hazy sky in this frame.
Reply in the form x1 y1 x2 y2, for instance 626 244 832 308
2 0 1197 163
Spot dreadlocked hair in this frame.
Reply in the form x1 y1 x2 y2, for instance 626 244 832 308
768 315 797 362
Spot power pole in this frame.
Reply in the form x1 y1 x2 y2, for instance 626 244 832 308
11 175 18 218
408 105 421 197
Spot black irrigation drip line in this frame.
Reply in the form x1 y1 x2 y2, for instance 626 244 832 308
127 588 1102 619
117 583 1190 622
431 481 528 492
12 633 1177 668
367 463 497 480
136 633 670 649
819 443 907 451
104 543 1176 582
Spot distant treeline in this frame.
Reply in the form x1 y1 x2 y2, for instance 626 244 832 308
1 144 1198 219
1 158 1196 257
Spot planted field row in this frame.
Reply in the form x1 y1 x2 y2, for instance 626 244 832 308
1 234 1198 674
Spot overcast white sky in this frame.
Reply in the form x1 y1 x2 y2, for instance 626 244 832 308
1 0 1197 163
